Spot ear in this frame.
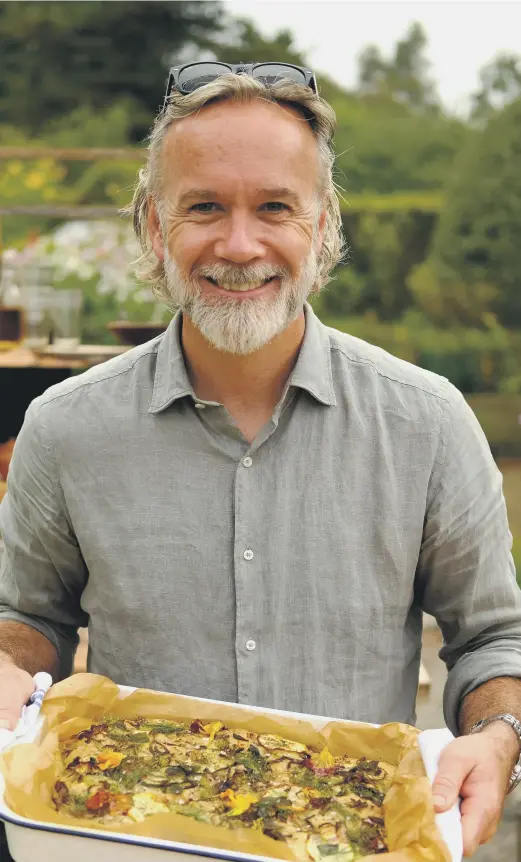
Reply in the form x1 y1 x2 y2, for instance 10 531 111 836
147 197 165 261
314 208 327 255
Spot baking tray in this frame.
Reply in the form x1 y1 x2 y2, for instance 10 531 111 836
0 686 462 862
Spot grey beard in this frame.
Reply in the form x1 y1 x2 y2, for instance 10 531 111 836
162 252 319 355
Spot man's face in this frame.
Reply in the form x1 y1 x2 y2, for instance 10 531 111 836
148 98 327 354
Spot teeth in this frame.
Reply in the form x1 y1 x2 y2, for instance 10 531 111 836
218 283 264 292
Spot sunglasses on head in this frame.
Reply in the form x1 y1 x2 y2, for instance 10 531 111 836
160 61 318 115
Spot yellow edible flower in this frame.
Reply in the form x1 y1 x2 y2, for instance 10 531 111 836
220 788 259 816
202 721 224 743
311 747 335 768
96 751 126 771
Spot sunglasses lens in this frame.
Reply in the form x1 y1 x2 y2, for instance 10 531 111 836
177 63 232 93
253 64 307 86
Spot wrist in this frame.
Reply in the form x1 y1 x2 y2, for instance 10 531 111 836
478 721 520 769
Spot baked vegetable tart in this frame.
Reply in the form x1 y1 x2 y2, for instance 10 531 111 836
52 716 394 860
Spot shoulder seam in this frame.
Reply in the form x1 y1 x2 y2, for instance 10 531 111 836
329 342 453 403
35 348 159 411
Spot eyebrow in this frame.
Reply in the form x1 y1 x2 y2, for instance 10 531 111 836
177 187 302 206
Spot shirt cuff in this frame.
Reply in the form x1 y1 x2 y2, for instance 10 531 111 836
443 643 521 736
0 607 78 680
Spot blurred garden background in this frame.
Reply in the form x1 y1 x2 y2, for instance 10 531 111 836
0 0 520 572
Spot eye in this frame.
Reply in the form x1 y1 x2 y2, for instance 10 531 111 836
190 202 220 213
262 202 289 213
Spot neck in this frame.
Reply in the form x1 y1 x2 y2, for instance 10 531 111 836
181 309 306 410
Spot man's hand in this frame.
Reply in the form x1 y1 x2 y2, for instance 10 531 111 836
432 723 518 857
0 664 35 731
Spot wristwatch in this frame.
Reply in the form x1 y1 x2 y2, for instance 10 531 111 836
469 713 521 793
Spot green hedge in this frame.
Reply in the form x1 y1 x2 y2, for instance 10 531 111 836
465 394 521 459
316 309 521 393
513 537 521 585
315 310 521 453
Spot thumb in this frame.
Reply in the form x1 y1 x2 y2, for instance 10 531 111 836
432 746 469 812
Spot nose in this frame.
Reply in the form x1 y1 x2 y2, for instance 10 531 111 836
213 212 266 264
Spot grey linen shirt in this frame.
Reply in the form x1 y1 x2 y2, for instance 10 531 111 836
1 303 520 735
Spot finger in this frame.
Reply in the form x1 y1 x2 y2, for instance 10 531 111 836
460 793 500 857
432 746 472 811
462 811 487 857
0 711 18 732
479 819 499 847
0 686 34 731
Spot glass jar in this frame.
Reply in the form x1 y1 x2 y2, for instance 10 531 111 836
50 288 83 349
0 259 23 347
19 262 55 350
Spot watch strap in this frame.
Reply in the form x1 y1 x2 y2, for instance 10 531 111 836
469 713 521 793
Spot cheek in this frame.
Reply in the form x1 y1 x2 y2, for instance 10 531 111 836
272 225 314 273
168 224 211 269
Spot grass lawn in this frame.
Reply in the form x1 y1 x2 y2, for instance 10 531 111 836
498 459 521 580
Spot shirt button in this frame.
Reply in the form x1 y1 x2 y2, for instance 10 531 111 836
194 403 206 410
246 639 256 651
243 456 253 468
243 549 254 561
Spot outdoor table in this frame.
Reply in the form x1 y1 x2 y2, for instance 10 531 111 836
0 345 127 443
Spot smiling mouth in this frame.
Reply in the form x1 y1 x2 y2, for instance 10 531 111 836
204 276 277 292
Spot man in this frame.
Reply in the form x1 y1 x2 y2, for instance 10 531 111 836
1 63 521 858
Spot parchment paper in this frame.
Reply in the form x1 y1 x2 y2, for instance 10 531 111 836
0 674 451 862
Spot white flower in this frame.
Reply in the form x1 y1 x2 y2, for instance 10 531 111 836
3 220 148 303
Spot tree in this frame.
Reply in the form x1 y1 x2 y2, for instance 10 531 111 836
470 53 521 125
332 95 468 194
0 1 223 141
357 22 439 113
425 95 521 326
215 18 307 67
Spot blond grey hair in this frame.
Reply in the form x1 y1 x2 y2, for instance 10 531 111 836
124 74 345 303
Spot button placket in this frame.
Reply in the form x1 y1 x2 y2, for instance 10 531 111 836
234 450 259 703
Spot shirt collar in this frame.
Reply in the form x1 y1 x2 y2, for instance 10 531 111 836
148 302 336 414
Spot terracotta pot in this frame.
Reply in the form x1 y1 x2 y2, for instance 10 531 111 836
106 321 167 347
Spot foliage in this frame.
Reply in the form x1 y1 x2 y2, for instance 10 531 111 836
357 22 439 113
0 0 223 142
318 210 436 319
4 220 170 342
465 396 521 455
427 95 521 326
1 6 521 384
331 94 468 195
312 305 521 395
406 259 500 328
215 18 307 67
0 101 143 248
470 53 521 125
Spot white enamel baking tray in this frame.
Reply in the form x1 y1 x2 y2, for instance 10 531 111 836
0 686 462 862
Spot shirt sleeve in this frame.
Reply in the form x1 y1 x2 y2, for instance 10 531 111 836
416 384 521 736
0 399 89 679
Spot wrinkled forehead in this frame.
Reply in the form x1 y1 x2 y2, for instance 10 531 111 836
160 99 322 200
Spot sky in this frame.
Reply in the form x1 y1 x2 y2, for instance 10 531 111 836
224 0 521 117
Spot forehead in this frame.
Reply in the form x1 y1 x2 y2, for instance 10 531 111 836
161 99 320 198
